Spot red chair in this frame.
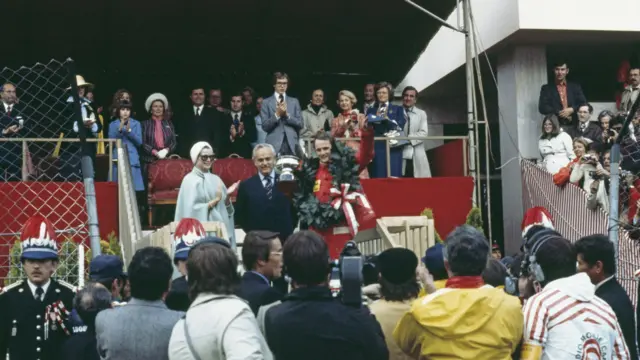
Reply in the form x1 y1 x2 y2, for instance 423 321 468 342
212 154 257 202
147 157 193 226
147 154 257 226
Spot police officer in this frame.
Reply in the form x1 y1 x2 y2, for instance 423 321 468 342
0 215 75 360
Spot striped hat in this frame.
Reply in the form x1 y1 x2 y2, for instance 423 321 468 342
20 215 59 260
173 218 206 261
521 206 554 238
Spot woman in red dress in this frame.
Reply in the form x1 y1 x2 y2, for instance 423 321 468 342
294 126 375 259
331 90 371 179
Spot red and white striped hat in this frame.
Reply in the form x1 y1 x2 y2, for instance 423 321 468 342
521 206 554 238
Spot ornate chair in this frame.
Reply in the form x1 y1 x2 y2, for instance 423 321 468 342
147 156 192 226
212 154 257 202
146 154 257 226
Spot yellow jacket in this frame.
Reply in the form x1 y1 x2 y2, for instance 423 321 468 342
393 286 523 360
417 279 447 298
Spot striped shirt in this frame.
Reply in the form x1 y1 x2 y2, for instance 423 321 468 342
523 285 630 359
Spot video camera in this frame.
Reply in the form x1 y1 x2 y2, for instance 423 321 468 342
329 241 365 308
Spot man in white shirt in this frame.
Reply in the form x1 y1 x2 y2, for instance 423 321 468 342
520 229 630 360
363 83 375 114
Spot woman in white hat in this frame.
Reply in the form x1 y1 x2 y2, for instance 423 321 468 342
141 93 176 166
174 142 240 247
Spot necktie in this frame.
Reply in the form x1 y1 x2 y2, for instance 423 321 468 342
7 105 11 116
264 176 273 200
278 94 284 104
35 286 44 301
195 107 200 117
234 113 240 126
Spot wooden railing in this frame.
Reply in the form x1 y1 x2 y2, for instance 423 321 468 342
354 216 437 259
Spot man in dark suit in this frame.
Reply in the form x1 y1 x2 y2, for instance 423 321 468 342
0 82 26 181
235 143 295 241
235 143 296 293
175 87 224 158
238 230 285 315
220 92 257 158
567 103 603 144
0 215 76 360
261 72 303 156
538 61 587 131
95 247 183 360
575 234 638 359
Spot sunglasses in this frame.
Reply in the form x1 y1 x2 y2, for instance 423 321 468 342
200 155 215 161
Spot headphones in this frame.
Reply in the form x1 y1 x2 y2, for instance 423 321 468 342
521 229 559 284
499 260 517 295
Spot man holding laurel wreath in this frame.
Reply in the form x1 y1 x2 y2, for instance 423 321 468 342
294 121 376 259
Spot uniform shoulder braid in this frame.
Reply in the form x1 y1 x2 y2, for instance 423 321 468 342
55 279 77 293
1 280 24 293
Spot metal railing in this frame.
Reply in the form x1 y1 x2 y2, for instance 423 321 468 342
301 135 470 177
0 138 118 182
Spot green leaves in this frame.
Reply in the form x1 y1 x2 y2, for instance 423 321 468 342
293 142 362 230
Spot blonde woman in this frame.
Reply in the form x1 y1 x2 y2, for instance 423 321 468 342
331 90 371 178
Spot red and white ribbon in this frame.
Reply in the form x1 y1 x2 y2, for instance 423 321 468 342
329 183 373 236
44 300 71 339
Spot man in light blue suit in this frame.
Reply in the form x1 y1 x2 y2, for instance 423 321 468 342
260 72 303 156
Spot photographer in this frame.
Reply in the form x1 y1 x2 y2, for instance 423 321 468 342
570 141 609 210
598 110 619 150
263 231 388 360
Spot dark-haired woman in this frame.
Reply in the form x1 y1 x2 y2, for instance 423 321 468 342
109 101 144 193
538 114 574 174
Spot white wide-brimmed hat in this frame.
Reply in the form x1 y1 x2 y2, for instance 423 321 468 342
66 75 94 91
145 93 170 113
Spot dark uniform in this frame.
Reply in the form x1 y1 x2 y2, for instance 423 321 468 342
0 279 75 360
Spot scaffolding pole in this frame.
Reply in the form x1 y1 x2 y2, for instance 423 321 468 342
403 0 478 206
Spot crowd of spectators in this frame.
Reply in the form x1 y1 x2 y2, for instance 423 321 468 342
538 60 640 222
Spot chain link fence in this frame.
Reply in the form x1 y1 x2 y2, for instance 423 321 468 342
0 59 108 287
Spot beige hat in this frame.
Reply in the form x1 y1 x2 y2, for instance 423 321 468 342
145 93 170 113
66 75 94 91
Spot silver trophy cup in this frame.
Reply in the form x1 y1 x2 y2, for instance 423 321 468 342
275 155 300 182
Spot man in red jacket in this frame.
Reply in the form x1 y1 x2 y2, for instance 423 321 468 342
294 127 376 259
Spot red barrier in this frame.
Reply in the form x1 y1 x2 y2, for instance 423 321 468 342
427 139 466 177
0 182 118 242
361 176 474 239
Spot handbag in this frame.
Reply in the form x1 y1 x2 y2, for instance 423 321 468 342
553 166 571 186
384 129 410 148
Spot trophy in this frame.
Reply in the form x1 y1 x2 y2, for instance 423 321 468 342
275 155 300 182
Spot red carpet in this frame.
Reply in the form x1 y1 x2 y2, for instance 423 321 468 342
361 177 474 239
